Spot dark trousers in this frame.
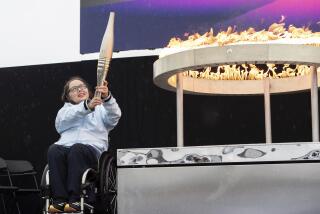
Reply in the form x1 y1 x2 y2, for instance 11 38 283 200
47 144 98 203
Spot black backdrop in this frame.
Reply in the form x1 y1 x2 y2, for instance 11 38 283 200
0 56 314 179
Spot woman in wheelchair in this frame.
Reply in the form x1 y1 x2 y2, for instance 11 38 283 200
47 76 121 213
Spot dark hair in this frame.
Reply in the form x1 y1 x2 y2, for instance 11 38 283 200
61 76 93 103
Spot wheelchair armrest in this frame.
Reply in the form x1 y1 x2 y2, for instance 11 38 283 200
81 168 97 186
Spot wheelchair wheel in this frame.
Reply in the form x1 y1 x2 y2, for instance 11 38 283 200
99 153 117 214
40 165 50 214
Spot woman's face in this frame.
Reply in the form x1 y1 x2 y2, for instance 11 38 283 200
68 79 89 104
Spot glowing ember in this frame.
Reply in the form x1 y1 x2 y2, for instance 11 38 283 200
160 20 320 80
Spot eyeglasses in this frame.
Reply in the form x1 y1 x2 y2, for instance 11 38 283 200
68 84 88 93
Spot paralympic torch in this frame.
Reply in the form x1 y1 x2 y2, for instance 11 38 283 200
95 12 115 98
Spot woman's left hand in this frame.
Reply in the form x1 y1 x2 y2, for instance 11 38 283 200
95 80 109 99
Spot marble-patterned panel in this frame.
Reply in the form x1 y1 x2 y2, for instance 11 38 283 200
117 142 320 166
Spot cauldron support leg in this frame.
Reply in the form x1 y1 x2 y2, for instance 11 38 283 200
176 72 184 147
264 78 272 144
310 65 319 142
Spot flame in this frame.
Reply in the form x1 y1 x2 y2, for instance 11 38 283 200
279 15 286 23
183 64 319 81
166 22 320 49
161 21 320 80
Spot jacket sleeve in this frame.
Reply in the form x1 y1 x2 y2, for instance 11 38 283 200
102 95 122 131
55 101 91 134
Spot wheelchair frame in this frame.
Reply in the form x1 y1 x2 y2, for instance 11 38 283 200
41 151 117 214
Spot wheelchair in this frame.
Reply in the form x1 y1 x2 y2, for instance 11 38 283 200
41 151 117 214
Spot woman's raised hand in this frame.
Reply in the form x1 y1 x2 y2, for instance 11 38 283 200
95 80 109 99
88 97 102 110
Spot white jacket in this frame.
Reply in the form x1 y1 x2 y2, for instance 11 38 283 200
54 96 121 155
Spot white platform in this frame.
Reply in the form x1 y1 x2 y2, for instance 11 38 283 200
117 143 320 214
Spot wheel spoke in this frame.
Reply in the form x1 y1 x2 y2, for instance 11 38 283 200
109 175 116 190
110 194 116 204
113 197 117 214
107 165 117 191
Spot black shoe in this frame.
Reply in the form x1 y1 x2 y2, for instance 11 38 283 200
48 202 66 213
64 202 81 213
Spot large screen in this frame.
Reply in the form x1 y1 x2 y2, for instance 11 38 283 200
80 0 320 54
